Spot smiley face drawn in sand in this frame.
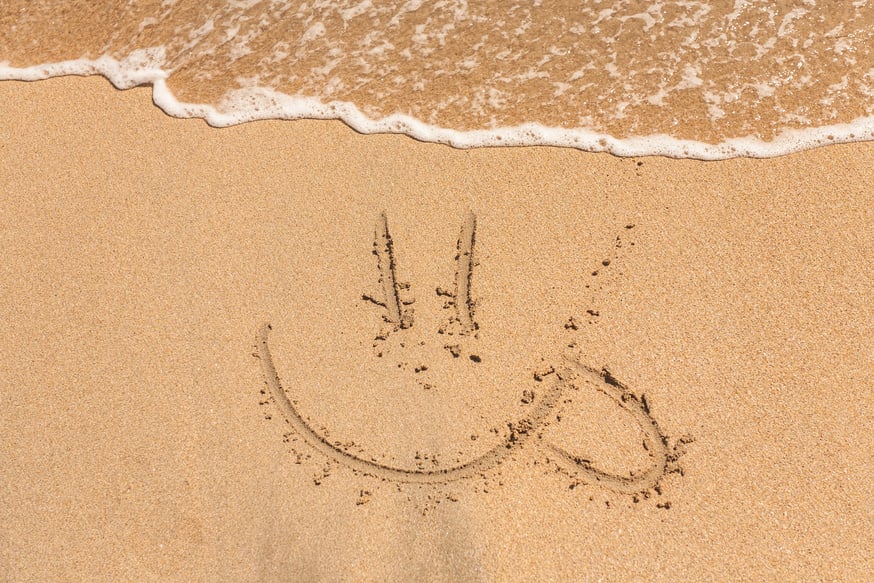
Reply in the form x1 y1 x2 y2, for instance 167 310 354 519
257 213 688 495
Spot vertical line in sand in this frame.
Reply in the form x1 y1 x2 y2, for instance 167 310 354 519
375 211 404 327
455 211 477 333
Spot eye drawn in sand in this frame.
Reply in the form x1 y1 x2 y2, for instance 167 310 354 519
366 212 414 331
364 211 480 359
256 213 689 497
449 210 478 335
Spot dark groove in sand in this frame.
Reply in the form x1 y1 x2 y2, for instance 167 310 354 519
455 211 477 333
374 212 404 327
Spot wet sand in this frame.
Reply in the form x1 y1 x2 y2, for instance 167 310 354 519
1 76 872 581
6 0 874 149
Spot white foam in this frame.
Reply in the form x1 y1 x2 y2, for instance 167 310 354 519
3 54 874 160
1 49 168 89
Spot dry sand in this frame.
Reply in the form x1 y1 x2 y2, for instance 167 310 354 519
1 76 872 582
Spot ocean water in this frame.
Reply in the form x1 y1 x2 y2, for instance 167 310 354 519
2 0 874 158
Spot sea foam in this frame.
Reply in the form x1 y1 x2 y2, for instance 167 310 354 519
3 0 874 159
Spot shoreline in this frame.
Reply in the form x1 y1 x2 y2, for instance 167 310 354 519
5 67 874 159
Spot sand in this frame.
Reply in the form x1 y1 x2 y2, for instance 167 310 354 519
1 76 872 582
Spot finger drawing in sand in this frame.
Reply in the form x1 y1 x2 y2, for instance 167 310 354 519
257 213 688 495
369 212 413 330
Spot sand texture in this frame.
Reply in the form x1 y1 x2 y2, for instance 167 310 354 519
1 77 873 582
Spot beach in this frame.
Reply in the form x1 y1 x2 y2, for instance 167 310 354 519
1 76 872 581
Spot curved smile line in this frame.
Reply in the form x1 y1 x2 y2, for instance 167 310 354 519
257 323 672 492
